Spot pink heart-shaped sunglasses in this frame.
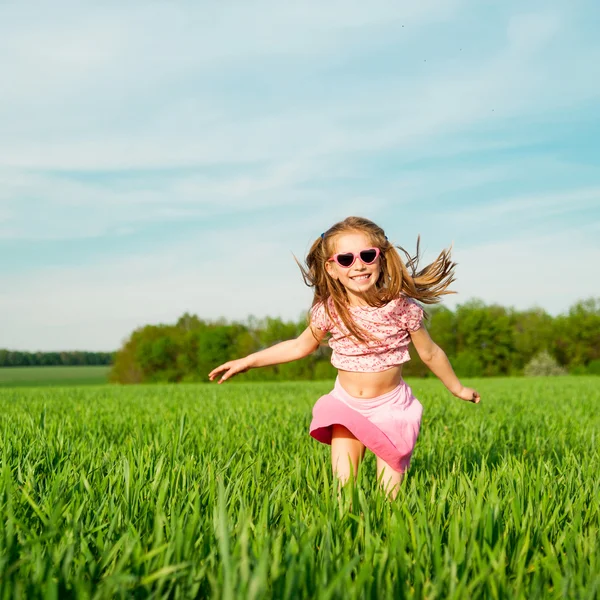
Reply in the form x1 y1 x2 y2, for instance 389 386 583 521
327 247 380 268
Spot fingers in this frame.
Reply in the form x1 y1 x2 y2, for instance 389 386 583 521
208 363 231 381
218 367 238 384
208 365 226 380
459 387 480 403
209 363 241 383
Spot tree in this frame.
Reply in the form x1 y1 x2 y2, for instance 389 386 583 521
107 297 600 383
511 308 554 371
455 300 516 376
427 305 457 359
553 298 600 370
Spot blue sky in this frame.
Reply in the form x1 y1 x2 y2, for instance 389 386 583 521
1 0 599 351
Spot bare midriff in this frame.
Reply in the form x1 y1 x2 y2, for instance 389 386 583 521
337 365 403 399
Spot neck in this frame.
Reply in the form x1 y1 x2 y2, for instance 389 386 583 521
346 290 369 307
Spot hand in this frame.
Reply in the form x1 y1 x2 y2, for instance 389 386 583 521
208 358 251 384
454 386 481 404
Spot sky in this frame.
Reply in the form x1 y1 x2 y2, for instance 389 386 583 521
1 0 599 352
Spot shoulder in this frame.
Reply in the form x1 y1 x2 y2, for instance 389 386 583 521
310 299 333 332
391 295 424 331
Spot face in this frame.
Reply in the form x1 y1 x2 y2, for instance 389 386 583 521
325 231 381 305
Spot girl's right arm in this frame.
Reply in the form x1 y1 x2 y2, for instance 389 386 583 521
208 325 327 383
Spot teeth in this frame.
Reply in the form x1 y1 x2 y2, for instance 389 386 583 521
352 275 370 280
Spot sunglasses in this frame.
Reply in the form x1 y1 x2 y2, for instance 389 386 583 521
328 247 381 268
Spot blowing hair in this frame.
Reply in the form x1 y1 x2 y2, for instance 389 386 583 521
296 216 456 344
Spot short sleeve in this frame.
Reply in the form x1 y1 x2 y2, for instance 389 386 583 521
394 296 424 332
310 302 331 332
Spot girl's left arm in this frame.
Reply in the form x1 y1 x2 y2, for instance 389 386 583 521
409 327 481 404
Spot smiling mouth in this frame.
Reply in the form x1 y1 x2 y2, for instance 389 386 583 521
350 274 371 281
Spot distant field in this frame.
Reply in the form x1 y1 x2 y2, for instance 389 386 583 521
0 377 598 598
0 365 111 387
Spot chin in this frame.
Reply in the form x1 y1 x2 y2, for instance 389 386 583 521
354 282 376 293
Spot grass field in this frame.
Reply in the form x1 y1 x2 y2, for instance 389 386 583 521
0 366 111 388
0 377 598 599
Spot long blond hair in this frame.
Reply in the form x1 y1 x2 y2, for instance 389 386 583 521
296 216 456 343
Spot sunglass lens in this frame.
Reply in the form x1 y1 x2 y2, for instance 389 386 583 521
337 253 354 267
360 249 377 264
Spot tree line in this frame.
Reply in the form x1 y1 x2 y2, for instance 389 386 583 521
0 350 113 368
109 297 600 383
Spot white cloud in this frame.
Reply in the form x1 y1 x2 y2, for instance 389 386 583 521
2 3 596 173
0 227 314 351
443 186 600 223
0 158 526 241
1 1 599 350
507 11 560 54
0 158 346 239
2 210 597 351
449 221 600 315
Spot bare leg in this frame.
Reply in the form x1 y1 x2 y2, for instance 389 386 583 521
376 456 404 499
331 424 366 485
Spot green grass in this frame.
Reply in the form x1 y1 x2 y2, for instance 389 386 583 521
0 377 598 599
0 366 110 388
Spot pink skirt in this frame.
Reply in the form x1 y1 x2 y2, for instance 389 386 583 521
309 377 423 473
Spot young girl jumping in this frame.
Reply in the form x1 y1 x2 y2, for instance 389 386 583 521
209 216 480 498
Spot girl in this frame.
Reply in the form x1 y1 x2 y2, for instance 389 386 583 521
209 216 480 499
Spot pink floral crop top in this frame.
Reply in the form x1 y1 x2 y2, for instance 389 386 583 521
310 296 424 373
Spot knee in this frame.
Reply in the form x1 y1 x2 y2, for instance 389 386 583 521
332 453 356 481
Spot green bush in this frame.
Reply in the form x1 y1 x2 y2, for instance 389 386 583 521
587 359 600 375
524 350 567 377
453 351 484 377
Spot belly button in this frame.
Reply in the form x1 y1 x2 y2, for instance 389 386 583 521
358 390 363 397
